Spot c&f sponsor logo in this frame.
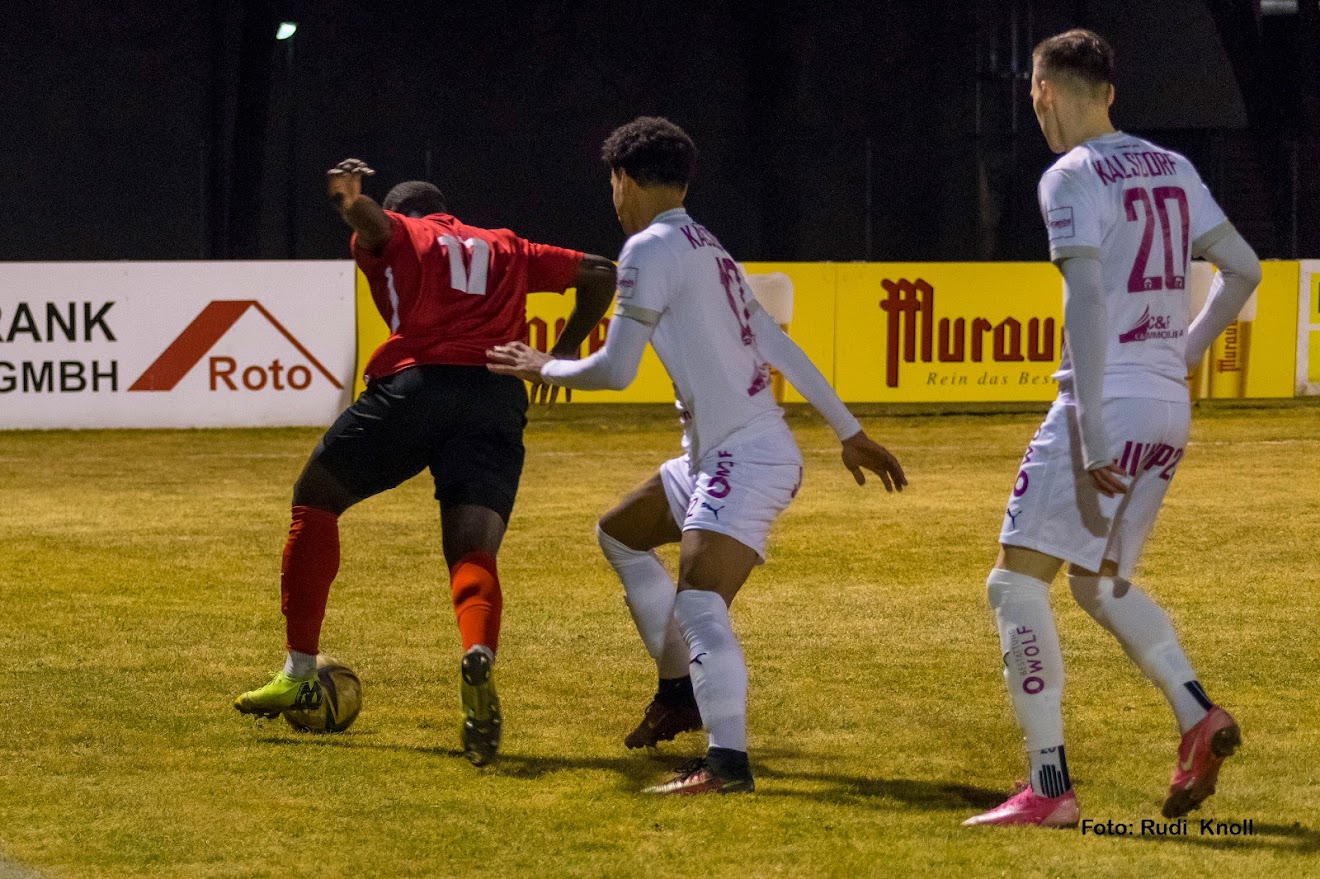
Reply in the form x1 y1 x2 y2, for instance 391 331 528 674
1081 818 1255 837
1119 306 1183 344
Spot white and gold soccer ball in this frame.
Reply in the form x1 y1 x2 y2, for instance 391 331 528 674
283 656 362 734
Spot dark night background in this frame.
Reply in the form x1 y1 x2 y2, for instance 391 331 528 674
3 0 1317 264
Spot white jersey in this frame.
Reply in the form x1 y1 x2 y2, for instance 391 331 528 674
613 208 787 464
1039 131 1233 403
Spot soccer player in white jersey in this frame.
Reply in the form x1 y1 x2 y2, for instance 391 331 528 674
489 116 907 794
963 30 1263 827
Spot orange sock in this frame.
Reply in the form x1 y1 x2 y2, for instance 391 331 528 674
450 551 502 654
281 505 340 655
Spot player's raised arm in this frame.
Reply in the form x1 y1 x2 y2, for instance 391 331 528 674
326 158 391 251
1185 231 1262 370
746 304 906 492
550 254 616 357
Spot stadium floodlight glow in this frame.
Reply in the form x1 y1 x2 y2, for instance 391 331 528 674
276 22 298 40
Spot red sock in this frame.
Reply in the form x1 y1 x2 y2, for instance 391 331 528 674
450 551 502 654
280 505 340 655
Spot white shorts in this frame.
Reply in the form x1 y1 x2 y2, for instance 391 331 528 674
999 397 1190 578
658 427 804 561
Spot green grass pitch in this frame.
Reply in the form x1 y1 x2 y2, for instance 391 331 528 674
0 402 1317 877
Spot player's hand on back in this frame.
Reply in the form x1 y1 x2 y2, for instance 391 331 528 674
488 341 556 390
1087 462 1129 497
841 431 907 492
326 158 375 210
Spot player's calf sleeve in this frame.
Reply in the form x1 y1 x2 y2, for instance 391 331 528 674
281 505 341 656
673 589 747 753
987 568 1071 797
596 525 688 677
1069 574 1209 733
450 551 503 655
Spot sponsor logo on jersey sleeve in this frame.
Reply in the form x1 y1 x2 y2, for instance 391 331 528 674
617 266 638 299
1046 207 1075 241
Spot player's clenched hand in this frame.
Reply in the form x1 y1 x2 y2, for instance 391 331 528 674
488 341 554 385
841 431 907 492
1087 462 1129 497
326 158 375 210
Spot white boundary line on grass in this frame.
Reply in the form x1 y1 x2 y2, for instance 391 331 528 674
0 853 43 879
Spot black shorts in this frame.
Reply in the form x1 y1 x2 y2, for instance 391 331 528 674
311 365 528 522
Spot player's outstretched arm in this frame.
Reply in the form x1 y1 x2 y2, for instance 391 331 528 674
528 253 618 404
326 158 391 251
551 255 616 357
746 306 906 491
488 308 653 391
1186 230 1262 369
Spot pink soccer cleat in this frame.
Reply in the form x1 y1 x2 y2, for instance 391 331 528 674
1162 705 1241 818
962 785 1080 827
641 758 754 795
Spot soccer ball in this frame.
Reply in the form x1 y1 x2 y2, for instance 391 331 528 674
283 656 362 733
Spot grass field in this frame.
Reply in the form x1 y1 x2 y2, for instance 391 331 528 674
1 401 1317 878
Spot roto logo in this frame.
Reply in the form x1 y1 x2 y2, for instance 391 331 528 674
128 300 342 392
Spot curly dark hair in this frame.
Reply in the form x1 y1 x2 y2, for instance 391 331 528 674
383 181 448 217
600 116 697 188
1033 29 1114 91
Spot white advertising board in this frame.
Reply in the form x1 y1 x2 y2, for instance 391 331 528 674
1299 260 1320 396
0 262 356 428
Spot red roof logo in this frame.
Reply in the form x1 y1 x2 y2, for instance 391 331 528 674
128 300 342 392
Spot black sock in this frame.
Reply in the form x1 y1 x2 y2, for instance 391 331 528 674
1184 681 1214 712
1033 745 1072 798
656 675 695 706
707 746 752 781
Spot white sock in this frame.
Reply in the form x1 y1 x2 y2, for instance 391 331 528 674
673 589 747 753
987 568 1070 796
465 644 495 664
1069 574 1210 733
596 525 688 678
284 650 317 679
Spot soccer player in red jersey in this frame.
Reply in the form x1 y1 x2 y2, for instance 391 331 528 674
235 159 616 765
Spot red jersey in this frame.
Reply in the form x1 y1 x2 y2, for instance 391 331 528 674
352 212 583 382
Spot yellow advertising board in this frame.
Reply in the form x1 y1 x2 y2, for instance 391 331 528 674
833 263 1064 402
355 260 1303 403
1194 260 1298 399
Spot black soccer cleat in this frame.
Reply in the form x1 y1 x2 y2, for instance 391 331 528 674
460 649 501 766
624 696 703 749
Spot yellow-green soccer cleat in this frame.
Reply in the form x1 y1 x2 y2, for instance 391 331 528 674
234 671 322 719
460 649 501 766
